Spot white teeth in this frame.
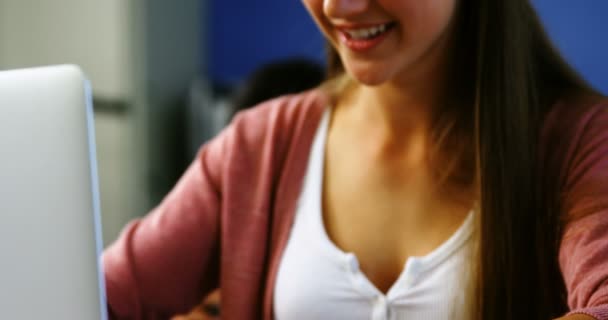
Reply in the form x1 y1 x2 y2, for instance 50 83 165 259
345 23 390 40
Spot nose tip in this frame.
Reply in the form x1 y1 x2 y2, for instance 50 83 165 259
323 0 368 18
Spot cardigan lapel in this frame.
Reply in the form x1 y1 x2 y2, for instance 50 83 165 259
262 94 327 320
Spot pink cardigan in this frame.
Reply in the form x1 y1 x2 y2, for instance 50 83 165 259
103 89 608 319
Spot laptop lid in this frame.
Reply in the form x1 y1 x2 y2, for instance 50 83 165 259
0 65 107 319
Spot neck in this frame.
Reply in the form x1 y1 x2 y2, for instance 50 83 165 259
343 30 452 141
331 77 445 170
355 82 439 137
336 77 447 158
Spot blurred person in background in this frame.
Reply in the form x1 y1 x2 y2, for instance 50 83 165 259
103 0 608 319
173 58 324 320
229 58 326 118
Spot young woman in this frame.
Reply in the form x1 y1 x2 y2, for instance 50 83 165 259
103 0 608 319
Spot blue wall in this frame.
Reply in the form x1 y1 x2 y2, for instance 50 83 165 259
533 0 608 94
208 0 325 87
207 1 608 94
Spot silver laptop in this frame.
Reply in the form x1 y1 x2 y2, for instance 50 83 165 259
0 65 107 319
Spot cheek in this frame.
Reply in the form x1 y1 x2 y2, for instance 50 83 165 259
381 0 457 36
302 1 329 31
301 0 323 24
423 0 458 33
301 0 338 46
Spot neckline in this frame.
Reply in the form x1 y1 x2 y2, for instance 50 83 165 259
306 106 474 298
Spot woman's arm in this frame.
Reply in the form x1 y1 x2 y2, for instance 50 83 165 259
103 132 228 319
559 102 608 320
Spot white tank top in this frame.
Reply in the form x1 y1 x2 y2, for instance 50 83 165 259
273 108 474 320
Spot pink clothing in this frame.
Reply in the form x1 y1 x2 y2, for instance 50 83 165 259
102 89 608 319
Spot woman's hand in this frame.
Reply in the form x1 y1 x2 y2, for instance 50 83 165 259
554 315 596 320
171 290 220 320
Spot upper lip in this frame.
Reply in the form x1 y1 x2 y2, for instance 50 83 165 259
334 22 393 31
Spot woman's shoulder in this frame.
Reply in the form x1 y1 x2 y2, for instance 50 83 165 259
542 93 608 220
545 93 607 131
227 88 328 146
195 88 328 192
199 88 328 178
542 93 608 152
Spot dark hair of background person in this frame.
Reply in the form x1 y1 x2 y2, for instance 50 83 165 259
325 1 602 320
230 58 326 117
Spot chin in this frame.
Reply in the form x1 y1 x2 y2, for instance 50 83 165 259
343 62 394 87
349 70 390 87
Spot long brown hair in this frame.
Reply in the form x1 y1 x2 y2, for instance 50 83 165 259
324 1 598 319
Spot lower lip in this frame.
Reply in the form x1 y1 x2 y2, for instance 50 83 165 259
338 28 392 52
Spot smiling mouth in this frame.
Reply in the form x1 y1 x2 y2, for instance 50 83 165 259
341 22 396 40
